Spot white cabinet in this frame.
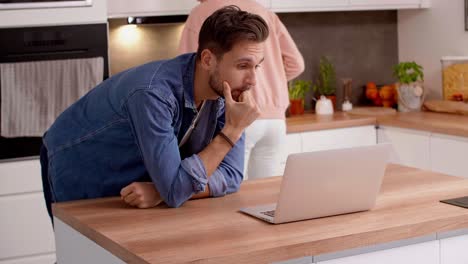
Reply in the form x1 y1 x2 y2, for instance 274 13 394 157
378 126 468 177
316 240 439 264
106 0 430 18
0 159 56 263
271 0 348 12
279 133 303 174
440 234 468 264
279 126 376 175
107 0 198 18
271 0 430 12
377 126 431 170
430 133 468 178
301 126 376 153
0 0 106 28
348 0 426 10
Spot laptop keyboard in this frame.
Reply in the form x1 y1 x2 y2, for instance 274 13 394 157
261 210 276 217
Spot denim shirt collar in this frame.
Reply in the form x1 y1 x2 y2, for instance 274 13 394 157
182 53 198 111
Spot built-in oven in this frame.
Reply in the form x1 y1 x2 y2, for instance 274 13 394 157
0 23 108 160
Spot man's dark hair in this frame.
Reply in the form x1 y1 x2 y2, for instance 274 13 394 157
196 5 269 60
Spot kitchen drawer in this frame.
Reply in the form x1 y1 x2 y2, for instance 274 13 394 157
0 193 55 261
0 159 42 196
0 254 55 264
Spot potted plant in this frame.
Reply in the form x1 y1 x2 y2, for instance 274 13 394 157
393 61 424 112
312 56 337 109
288 79 311 115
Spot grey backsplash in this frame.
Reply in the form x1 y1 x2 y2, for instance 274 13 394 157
109 10 398 110
278 11 398 109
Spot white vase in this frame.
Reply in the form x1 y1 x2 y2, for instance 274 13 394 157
397 82 424 112
315 96 334 115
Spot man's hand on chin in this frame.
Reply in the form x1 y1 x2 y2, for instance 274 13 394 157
120 182 163 209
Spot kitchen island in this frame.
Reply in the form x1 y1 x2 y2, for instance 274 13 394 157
53 164 468 264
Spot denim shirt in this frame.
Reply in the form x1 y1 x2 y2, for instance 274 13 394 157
43 53 244 208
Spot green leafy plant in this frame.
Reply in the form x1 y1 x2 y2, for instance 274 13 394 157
393 61 424 84
313 56 336 96
288 79 311 100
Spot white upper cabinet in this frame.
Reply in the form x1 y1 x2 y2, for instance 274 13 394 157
271 0 348 12
107 0 198 18
348 0 428 10
107 0 430 18
271 0 430 13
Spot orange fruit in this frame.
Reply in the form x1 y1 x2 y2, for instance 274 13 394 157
366 82 377 90
373 97 382 106
366 88 378 100
382 99 394 107
379 85 394 100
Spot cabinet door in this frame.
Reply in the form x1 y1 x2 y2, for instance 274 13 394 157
430 133 468 178
377 126 430 170
279 133 303 174
316 240 439 264
440 234 468 264
0 159 56 262
349 0 421 9
301 126 376 153
0 193 55 261
108 0 198 18
0 159 42 196
0 254 56 264
271 0 348 12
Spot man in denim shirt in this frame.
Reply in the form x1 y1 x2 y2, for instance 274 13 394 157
40 6 269 220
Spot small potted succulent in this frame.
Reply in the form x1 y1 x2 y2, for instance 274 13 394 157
288 79 311 115
312 56 337 109
393 61 424 112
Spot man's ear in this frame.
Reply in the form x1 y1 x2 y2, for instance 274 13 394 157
200 49 216 70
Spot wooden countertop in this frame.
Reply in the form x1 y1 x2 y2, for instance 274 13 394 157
286 112 376 133
53 164 468 264
377 111 468 138
286 111 468 137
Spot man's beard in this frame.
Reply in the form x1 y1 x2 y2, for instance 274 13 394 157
208 68 251 102
208 68 224 98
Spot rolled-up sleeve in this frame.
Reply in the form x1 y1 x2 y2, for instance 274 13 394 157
207 103 245 197
125 88 209 208
208 133 245 197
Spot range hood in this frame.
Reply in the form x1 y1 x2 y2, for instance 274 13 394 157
127 15 187 25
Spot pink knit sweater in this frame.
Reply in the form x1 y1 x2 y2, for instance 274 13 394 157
178 0 305 119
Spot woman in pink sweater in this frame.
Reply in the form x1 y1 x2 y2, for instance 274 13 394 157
179 0 304 179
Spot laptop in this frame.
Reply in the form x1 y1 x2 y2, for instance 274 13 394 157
240 143 391 224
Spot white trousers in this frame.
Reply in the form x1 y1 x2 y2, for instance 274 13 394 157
244 119 287 180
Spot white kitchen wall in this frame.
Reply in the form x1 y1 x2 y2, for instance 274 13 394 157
398 0 468 99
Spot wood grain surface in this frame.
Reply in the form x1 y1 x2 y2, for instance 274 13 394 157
53 164 468 264
286 111 468 138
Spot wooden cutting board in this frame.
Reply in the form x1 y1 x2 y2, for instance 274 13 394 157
423 100 468 115
346 106 397 116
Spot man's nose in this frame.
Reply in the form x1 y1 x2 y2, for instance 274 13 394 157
246 69 257 87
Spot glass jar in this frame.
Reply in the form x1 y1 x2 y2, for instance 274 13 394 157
441 56 468 101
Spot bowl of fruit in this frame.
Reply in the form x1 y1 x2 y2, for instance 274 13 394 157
365 82 398 108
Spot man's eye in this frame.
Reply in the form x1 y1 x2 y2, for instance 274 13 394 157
238 64 248 69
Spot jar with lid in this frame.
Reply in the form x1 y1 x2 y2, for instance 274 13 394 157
441 56 468 102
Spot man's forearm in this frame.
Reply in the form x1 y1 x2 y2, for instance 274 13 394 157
198 125 242 177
